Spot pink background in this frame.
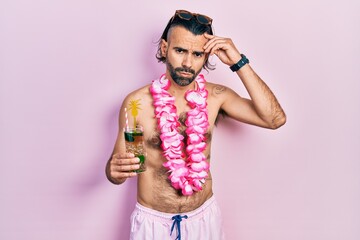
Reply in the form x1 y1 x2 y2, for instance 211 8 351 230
1 0 359 239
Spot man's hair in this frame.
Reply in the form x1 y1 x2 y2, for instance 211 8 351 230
155 13 215 71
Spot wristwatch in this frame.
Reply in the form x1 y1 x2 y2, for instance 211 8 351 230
230 54 249 72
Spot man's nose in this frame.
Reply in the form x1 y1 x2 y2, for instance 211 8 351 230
182 54 192 68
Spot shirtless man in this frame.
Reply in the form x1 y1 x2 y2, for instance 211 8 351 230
106 10 286 240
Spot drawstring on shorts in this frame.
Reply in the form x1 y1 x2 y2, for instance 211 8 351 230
170 214 188 240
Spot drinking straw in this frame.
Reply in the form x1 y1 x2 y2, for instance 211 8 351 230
124 107 129 129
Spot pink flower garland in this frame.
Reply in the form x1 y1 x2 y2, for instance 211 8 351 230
150 74 210 196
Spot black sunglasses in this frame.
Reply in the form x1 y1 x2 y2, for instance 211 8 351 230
171 10 213 25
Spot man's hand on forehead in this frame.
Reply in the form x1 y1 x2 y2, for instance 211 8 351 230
203 32 241 66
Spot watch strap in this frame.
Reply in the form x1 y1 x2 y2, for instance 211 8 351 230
230 54 249 72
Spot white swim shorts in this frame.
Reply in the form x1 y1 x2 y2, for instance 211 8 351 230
130 195 225 240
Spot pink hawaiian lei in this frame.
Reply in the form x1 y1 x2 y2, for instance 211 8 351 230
150 74 210 196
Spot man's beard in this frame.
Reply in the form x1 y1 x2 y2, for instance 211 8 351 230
166 61 202 86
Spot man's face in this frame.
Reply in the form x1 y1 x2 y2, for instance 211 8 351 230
161 26 208 86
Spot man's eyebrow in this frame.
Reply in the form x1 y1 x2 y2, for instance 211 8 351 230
173 47 188 52
193 50 205 55
173 47 205 55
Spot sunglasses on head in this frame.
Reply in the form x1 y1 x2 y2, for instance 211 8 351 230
171 10 213 25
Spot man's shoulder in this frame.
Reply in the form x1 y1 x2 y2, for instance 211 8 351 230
122 84 152 107
205 81 227 89
205 82 232 97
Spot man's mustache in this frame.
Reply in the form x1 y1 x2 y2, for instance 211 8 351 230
175 67 195 75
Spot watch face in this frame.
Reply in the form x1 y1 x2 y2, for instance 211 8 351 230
230 54 249 72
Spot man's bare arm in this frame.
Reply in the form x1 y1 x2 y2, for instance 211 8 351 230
105 96 140 185
204 33 286 129
234 64 286 129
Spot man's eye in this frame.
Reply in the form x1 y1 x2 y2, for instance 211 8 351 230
176 49 184 53
194 52 203 58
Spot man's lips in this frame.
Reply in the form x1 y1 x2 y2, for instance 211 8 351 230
178 71 193 77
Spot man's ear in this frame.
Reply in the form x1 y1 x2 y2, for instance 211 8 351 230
160 39 168 58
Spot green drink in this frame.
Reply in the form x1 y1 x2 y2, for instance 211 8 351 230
124 127 146 173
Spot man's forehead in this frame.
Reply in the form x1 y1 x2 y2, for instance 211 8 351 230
167 26 208 49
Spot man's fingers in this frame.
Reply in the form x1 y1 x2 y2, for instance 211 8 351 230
112 164 140 172
204 39 227 53
204 32 215 39
210 43 229 55
112 152 137 165
203 35 224 47
113 171 138 179
110 163 140 180
112 156 140 165
113 152 135 159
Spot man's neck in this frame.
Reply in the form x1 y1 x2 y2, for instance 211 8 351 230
166 73 196 97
